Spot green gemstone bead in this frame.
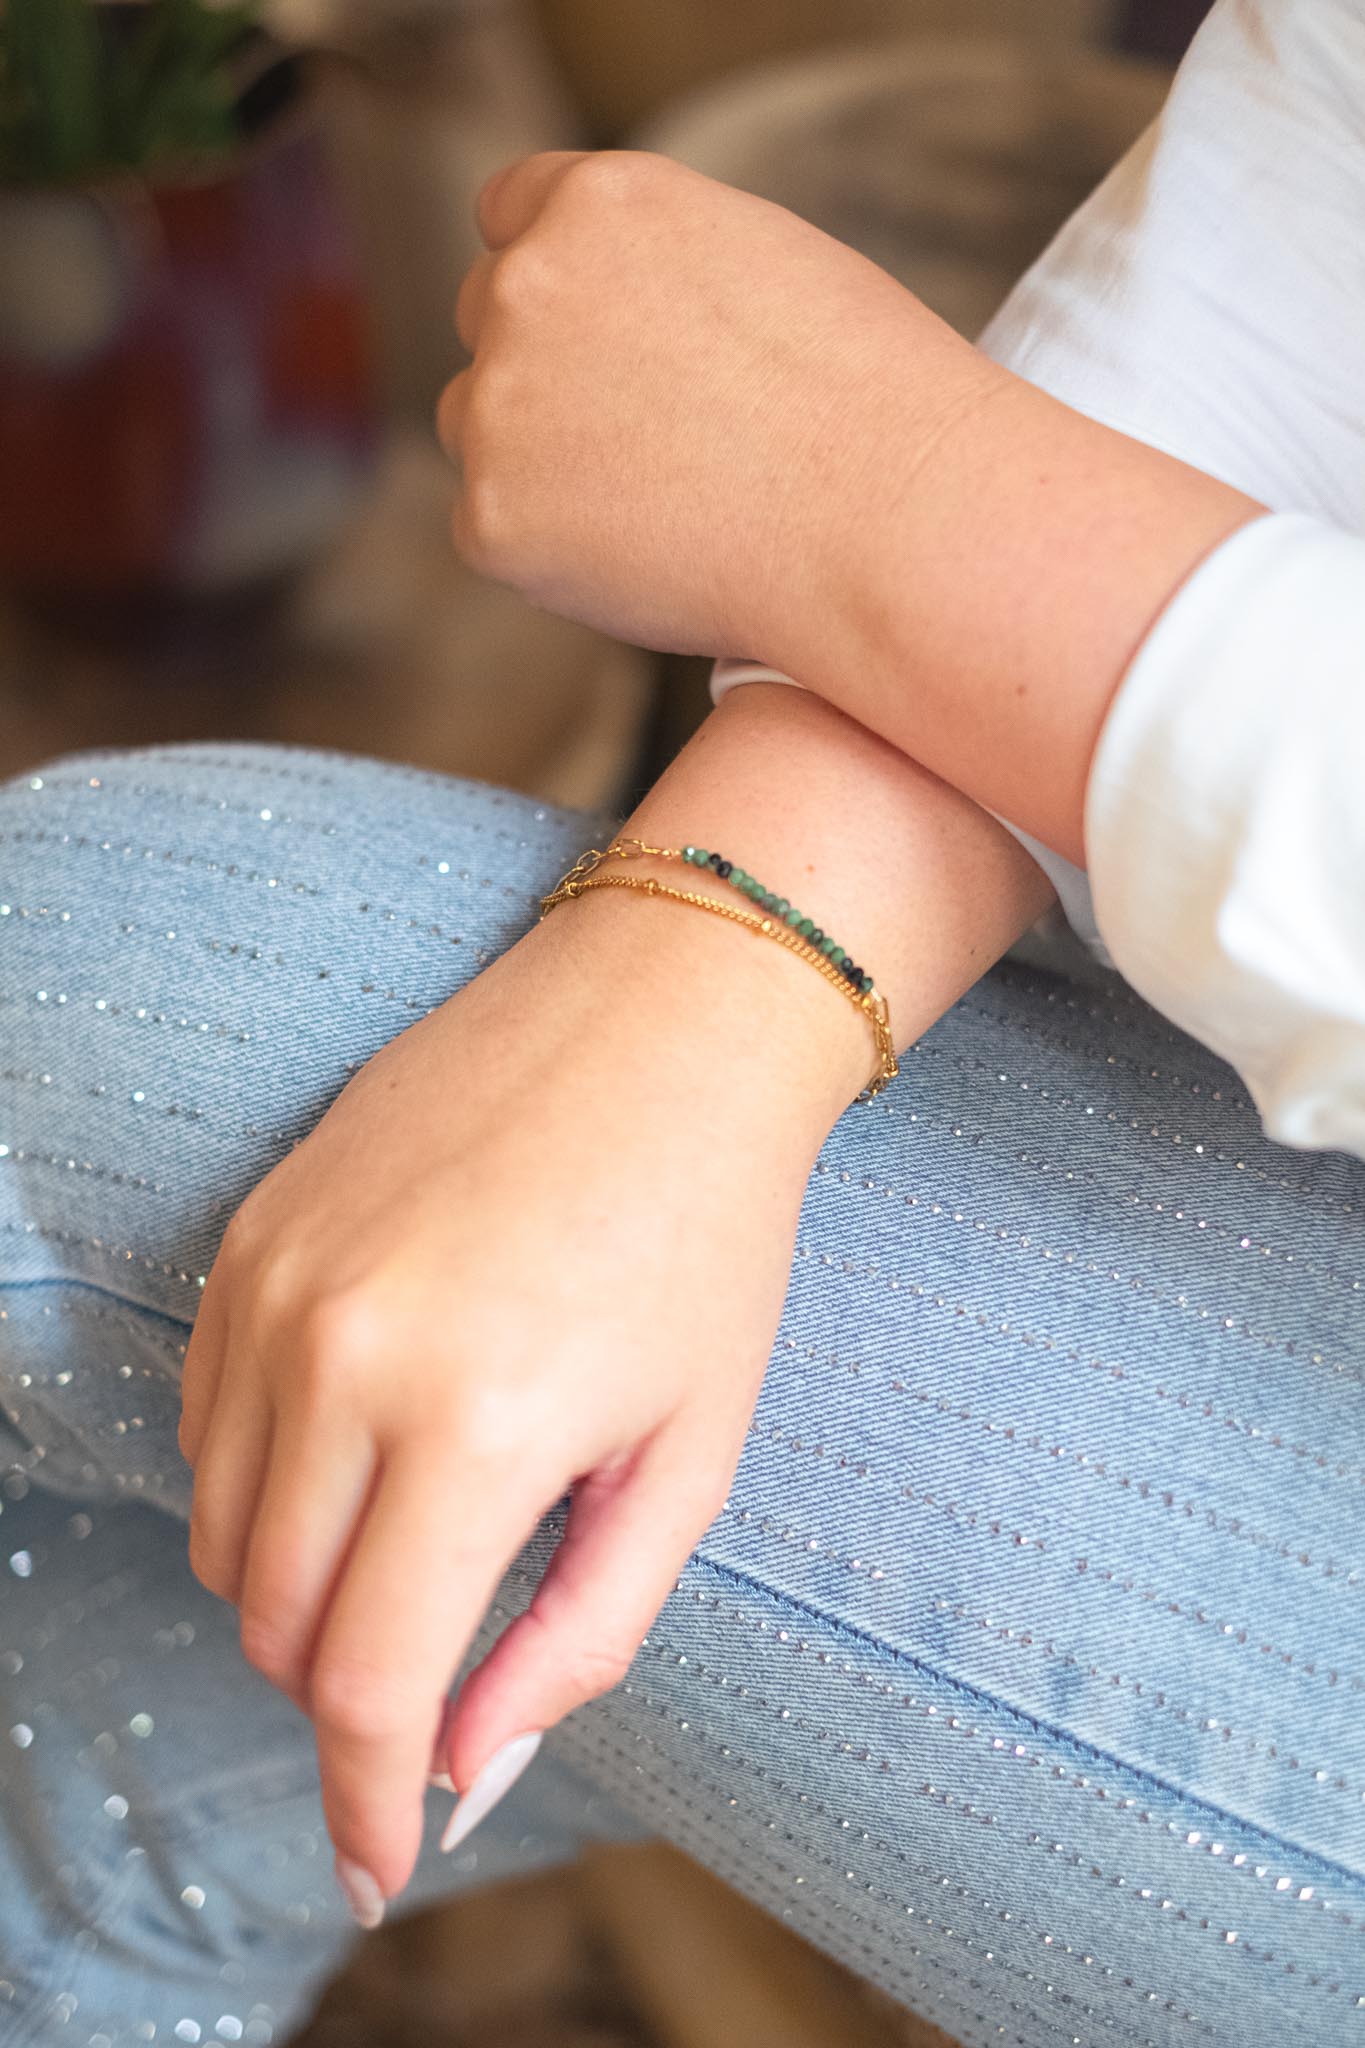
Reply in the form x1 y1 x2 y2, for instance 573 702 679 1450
830 946 846 964
692 847 709 867
773 898 790 917
796 917 815 937
820 937 837 956
747 878 764 898
729 868 747 889
785 909 802 927
860 974 873 994
682 846 697 864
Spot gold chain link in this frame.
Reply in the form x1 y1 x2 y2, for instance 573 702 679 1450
539 838 898 1104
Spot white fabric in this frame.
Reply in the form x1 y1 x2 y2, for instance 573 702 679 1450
710 0 1365 1158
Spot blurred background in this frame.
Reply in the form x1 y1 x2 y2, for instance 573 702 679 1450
0 0 1210 2038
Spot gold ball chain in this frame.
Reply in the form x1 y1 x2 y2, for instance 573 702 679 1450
539 836 899 1104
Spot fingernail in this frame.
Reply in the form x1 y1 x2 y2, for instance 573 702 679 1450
335 1853 386 1930
429 1771 456 1793
440 1730 541 1854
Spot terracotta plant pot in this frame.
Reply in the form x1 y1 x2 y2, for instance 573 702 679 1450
0 79 376 601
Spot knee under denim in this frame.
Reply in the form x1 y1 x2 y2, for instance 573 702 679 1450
2 741 1364 2047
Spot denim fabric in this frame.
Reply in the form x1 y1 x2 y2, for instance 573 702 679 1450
2 740 1363 2047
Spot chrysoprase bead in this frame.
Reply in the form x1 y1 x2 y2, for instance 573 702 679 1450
797 917 815 937
860 974 873 993
785 909 803 927
773 898 790 917
730 868 747 889
691 847 708 867
820 937 836 955
831 946 846 965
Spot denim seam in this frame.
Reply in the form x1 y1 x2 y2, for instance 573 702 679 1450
681 1553 1365 1889
634 1612 1365 1985
753 1392 1358 1597
743 1426 1365 1790
727 1473 1365 1703
928 1592 1365 1803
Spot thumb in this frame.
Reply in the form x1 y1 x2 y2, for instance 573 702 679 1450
434 1421 732 1844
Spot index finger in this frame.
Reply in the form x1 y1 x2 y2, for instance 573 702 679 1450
476 149 590 249
308 1435 562 1916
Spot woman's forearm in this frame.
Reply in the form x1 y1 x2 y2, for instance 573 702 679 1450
762 351 1266 870
558 678 1056 1128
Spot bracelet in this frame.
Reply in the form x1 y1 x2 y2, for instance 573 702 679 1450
539 836 899 1103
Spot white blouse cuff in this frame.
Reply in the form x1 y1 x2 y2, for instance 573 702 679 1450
1084 507 1365 1154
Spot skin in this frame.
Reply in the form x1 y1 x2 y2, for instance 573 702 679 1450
182 147 1265 1912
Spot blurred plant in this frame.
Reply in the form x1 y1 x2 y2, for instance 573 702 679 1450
0 0 260 185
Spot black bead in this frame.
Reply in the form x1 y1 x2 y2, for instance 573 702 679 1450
708 852 723 870
844 961 861 982
716 859 732 878
809 928 824 946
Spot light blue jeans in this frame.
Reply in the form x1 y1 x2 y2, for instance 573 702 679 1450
2 739 1364 2048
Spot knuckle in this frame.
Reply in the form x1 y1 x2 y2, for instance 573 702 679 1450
564 150 646 206
488 244 548 314
447 1382 533 1465
296 1291 383 1385
216 1204 258 1268
239 1606 301 1686
187 1518 230 1600
565 1639 634 1698
435 370 467 452
311 1653 412 1743
452 471 513 578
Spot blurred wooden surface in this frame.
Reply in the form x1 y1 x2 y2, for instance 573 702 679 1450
0 435 653 813
531 0 1105 137
289 1843 961 2048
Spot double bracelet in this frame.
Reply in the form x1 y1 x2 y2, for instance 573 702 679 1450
539 835 898 1103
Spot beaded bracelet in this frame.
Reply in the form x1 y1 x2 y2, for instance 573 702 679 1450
539 836 898 1103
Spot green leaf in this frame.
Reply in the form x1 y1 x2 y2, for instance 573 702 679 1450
0 0 260 184
2 0 102 181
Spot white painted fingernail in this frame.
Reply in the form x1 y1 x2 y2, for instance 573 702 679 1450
429 1771 456 1793
335 1853 386 1930
440 1730 541 1854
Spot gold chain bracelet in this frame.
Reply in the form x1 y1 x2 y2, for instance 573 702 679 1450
539 838 898 1103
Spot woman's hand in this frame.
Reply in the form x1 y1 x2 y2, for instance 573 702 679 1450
437 148 991 665
178 879 868 1922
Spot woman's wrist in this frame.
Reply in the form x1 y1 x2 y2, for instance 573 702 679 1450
501 678 1055 1140
761 318 1265 867
522 878 875 1134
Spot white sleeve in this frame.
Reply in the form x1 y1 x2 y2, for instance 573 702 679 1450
968 0 1365 975
711 0 1365 1155
1085 510 1365 1158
